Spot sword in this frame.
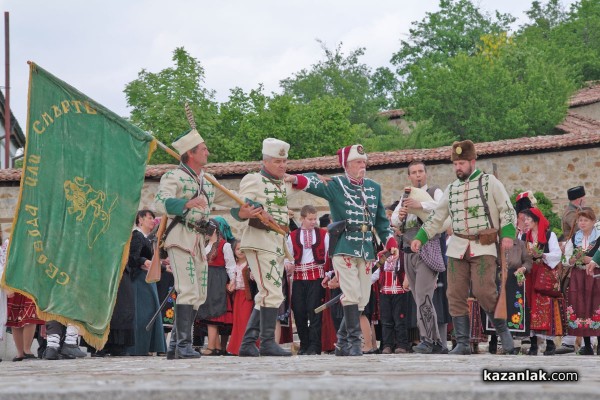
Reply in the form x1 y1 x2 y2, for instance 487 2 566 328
314 293 343 314
146 286 176 331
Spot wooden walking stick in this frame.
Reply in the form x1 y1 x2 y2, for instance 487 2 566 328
494 249 508 319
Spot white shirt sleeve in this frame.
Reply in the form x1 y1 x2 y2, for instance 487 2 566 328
285 235 294 264
391 200 403 227
371 268 380 284
563 239 574 266
543 232 562 269
324 232 330 258
223 243 237 280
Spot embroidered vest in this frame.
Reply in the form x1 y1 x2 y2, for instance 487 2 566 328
291 228 327 265
208 239 226 267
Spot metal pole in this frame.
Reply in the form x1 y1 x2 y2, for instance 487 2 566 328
4 12 10 169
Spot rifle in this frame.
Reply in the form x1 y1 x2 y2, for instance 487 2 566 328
314 293 343 314
146 216 167 283
494 249 508 319
154 139 287 237
146 286 175 331
241 265 253 301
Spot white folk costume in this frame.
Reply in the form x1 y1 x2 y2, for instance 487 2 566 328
233 138 295 357
154 129 237 359
293 144 398 357
414 140 518 355
392 183 446 353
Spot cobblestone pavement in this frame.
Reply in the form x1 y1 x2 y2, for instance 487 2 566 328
0 352 597 400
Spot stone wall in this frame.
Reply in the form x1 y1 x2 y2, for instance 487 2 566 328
2 146 600 239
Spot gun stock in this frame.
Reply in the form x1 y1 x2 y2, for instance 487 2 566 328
146 216 168 284
494 249 508 319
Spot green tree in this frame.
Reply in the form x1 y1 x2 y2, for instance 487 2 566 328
390 0 514 97
214 86 364 161
124 47 218 164
402 34 575 142
518 0 600 84
280 41 398 133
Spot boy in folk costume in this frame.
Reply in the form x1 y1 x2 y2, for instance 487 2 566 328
154 128 251 359
411 140 518 355
285 205 330 355
290 144 399 356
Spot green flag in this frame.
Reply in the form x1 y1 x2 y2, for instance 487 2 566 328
2 63 155 349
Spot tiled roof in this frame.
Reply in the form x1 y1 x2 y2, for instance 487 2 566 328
4 111 597 182
378 109 405 119
569 81 600 107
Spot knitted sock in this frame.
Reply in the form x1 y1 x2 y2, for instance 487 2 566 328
64 325 79 346
47 333 61 349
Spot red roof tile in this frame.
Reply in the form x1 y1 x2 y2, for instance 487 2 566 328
378 109 405 119
2 113 600 183
569 81 600 107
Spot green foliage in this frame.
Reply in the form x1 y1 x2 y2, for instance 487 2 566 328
390 0 515 97
212 87 362 162
280 41 397 132
401 36 575 142
510 189 562 236
124 47 218 164
518 0 600 84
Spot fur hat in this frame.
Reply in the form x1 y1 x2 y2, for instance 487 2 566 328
262 138 290 158
172 129 204 155
567 186 585 201
337 144 367 168
450 140 477 161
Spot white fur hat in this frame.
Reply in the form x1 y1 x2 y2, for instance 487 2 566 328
172 129 204 155
262 138 290 158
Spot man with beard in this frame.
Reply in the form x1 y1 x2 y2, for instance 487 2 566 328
290 144 399 356
410 140 518 355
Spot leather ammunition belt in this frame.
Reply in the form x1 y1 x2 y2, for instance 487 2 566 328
345 224 373 233
454 233 479 241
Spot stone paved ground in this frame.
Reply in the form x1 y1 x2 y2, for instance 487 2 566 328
0 352 597 400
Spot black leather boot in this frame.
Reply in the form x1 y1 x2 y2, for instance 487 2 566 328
238 308 260 357
543 339 556 356
174 305 201 359
334 317 348 356
259 307 291 356
488 334 497 354
343 305 363 357
527 336 538 356
449 316 471 355
485 311 517 355
166 324 177 360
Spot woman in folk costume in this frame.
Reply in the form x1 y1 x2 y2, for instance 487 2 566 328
563 207 600 355
2 237 44 361
197 218 236 355
226 239 257 355
487 191 535 354
127 210 166 356
521 207 563 355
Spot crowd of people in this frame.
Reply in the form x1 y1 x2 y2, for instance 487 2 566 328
1 131 599 361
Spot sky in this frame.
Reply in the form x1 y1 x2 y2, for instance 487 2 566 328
0 0 578 132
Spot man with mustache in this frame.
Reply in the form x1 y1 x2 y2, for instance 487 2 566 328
411 140 518 355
